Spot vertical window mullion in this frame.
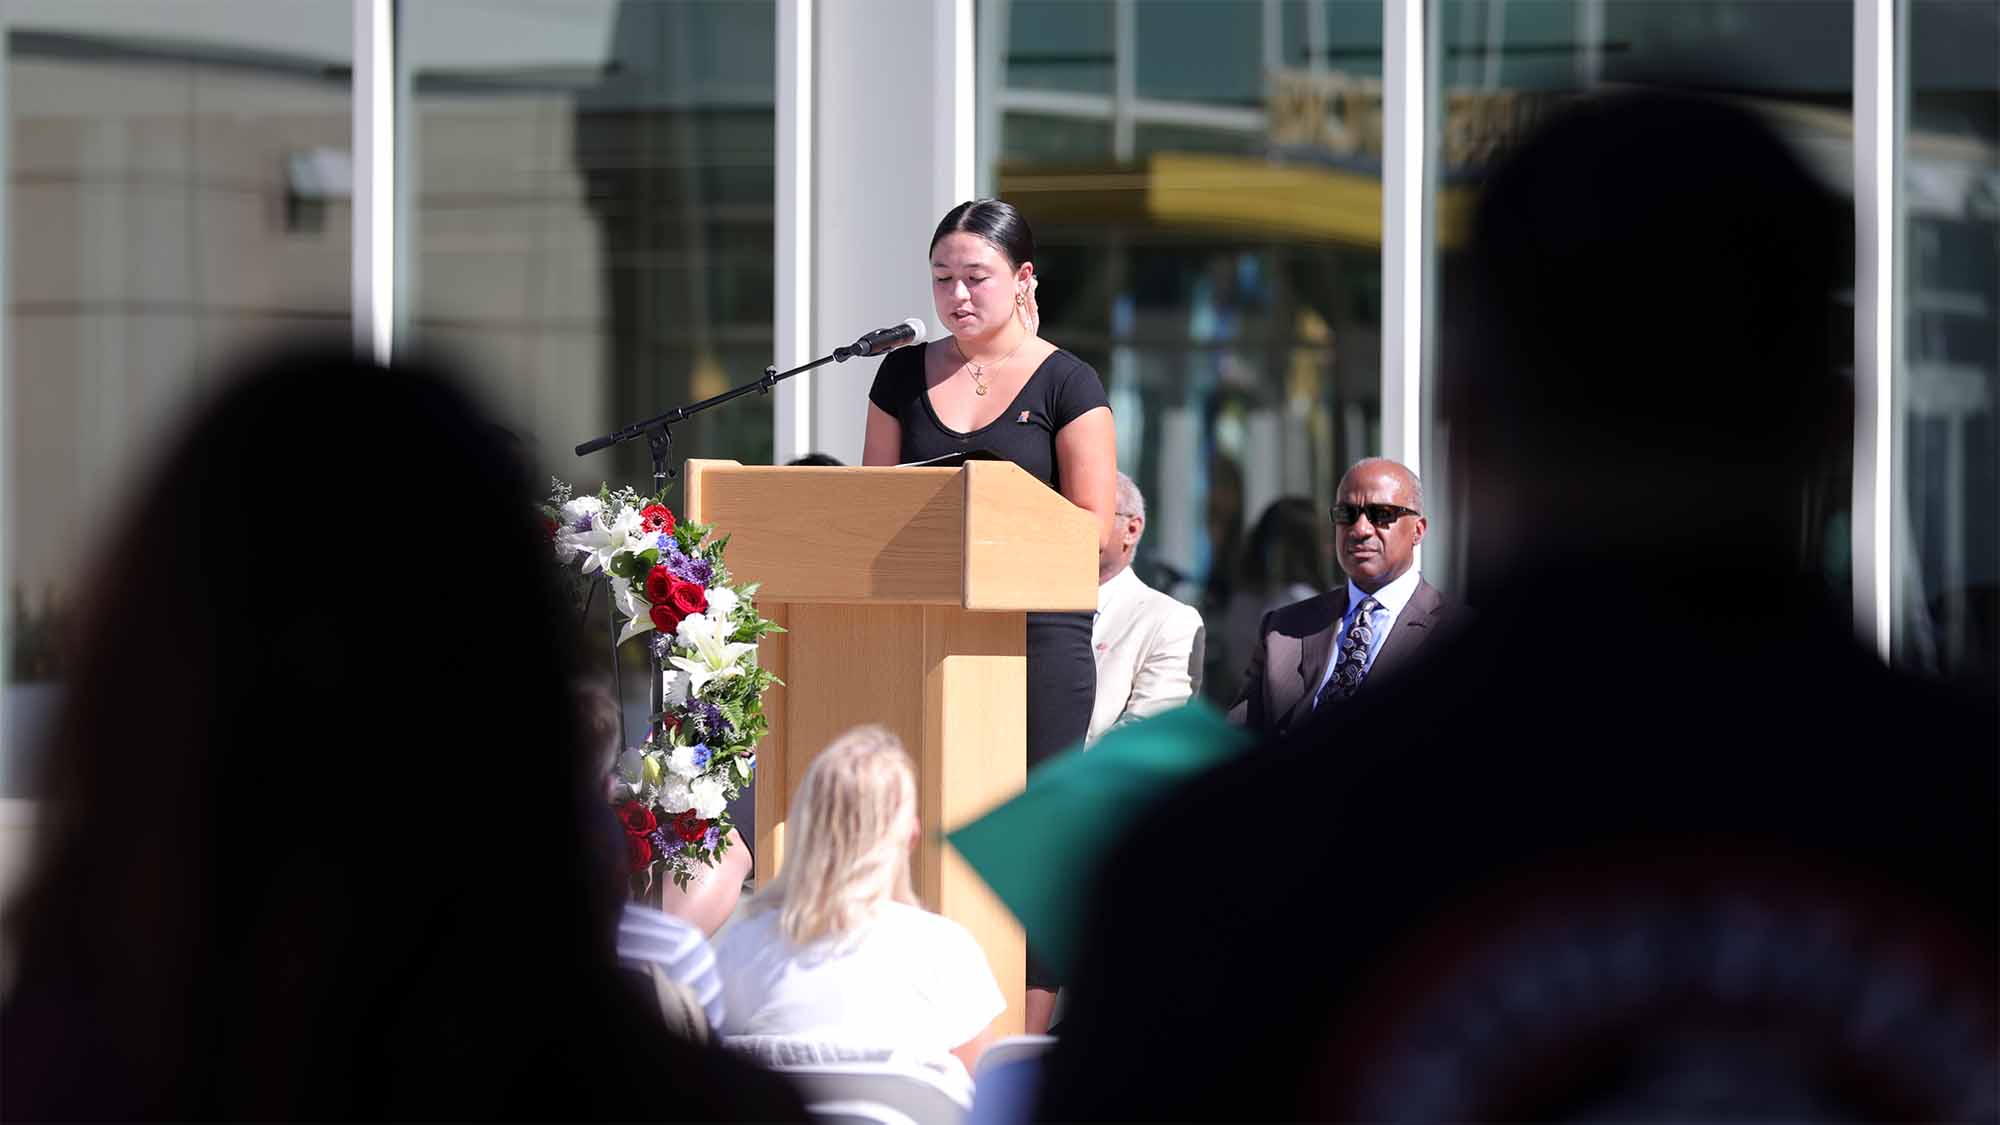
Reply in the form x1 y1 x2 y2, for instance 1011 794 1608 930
1382 0 1425 475
353 0 395 363
775 0 815 463
1852 0 1898 660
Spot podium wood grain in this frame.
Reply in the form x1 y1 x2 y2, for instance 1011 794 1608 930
684 459 1093 1038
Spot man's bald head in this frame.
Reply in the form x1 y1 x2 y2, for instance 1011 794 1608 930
1334 458 1427 594
1338 458 1423 512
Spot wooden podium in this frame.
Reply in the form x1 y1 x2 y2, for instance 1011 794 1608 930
683 459 1098 1035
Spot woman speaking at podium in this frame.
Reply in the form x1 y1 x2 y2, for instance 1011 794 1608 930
862 199 1116 1031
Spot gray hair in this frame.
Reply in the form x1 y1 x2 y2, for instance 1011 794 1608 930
1344 457 1424 513
1115 472 1146 523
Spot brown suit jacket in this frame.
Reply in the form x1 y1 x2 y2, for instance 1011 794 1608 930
1227 577 1455 735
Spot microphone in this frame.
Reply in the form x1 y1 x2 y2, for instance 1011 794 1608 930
834 317 927 361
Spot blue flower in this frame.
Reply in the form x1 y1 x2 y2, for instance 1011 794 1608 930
691 743 713 769
702 825 721 850
649 827 683 857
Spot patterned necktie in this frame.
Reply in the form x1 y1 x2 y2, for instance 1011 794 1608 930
1315 595 1380 709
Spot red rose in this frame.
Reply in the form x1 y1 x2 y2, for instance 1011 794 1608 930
673 809 709 845
644 564 674 605
650 603 684 633
640 504 676 535
540 514 559 541
617 800 656 836
626 832 653 872
668 576 708 618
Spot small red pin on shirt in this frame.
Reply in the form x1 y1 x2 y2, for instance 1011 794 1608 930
1017 410 1032 423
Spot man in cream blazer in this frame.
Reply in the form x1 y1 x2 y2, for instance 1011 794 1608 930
1088 474 1205 745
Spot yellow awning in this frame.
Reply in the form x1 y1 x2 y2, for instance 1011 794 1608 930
1000 152 1475 249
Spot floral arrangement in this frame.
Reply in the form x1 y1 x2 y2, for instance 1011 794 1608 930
546 480 780 888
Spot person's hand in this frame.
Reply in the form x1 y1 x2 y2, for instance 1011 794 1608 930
1019 275 1041 336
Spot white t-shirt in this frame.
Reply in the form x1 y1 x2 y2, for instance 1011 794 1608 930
712 901 1003 1056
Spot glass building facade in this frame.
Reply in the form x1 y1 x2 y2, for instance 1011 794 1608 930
3 0 1993 760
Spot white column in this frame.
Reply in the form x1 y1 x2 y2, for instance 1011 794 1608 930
940 0 976 208
353 0 395 363
1851 0 1898 660
807 0 976 464
1380 0 1425 474
774 0 815 463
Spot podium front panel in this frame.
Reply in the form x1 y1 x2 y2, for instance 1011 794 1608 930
758 602 1029 1036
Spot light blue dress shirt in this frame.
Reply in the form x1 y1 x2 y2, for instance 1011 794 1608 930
1311 567 1424 705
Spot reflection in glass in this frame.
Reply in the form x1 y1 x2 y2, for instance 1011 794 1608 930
6 3 350 693
401 0 776 495
1897 0 1997 681
983 0 1385 705
1006 1 1114 96
1425 0 1856 602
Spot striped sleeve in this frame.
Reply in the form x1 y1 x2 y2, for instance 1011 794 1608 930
616 904 727 1030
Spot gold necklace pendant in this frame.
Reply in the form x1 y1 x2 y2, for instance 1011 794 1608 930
956 335 1021 398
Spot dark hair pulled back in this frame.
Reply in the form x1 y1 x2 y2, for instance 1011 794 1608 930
930 198 1035 269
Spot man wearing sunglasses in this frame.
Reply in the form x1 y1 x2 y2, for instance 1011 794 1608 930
1227 457 1458 734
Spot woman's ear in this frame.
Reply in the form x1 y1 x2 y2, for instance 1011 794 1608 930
1016 261 1036 289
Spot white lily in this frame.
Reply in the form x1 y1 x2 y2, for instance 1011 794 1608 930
669 612 758 698
570 504 642 575
609 575 656 644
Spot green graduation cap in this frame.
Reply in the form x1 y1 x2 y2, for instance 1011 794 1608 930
945 701 1252 981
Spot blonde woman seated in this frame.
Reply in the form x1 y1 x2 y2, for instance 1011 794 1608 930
713 725 1003 1077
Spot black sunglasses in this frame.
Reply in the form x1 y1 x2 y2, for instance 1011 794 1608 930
1331 502 1421 527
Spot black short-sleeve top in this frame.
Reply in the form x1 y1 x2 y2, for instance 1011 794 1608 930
867 343 1110 492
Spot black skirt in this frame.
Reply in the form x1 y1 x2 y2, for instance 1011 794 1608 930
1025 610 1093 990
1027 611 1095 770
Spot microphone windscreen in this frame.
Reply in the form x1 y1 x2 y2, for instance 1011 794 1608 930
901 317 929 344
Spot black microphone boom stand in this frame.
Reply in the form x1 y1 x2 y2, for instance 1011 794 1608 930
571 342 865 762
574 347 858 488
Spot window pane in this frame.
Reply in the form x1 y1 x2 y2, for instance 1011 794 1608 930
6 2 350 708
1002 112 1115 164
1007 0 1114 96
1896 0 1998 681
1135 1 1265 107
985 0 1385 707
401 0 776 496
1424 0 1856 603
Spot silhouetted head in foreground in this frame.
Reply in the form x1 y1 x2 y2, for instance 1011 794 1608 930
1030 89 1994 1125
1 347 798 1119
1447 89 1848 603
